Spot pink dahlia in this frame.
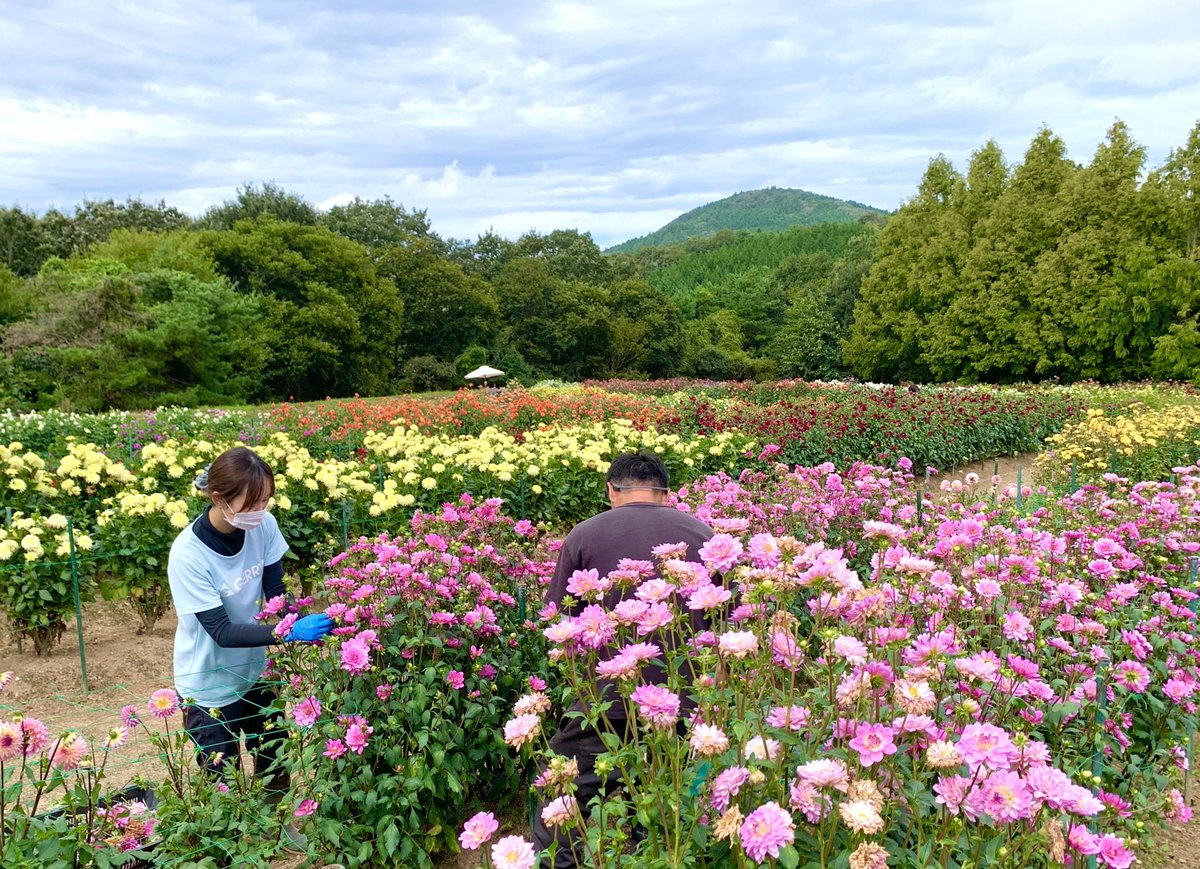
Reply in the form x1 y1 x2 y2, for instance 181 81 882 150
293 696 321 728
345 722 372 755
971 769 1033 823
148 688 180 719
503 714 542 749
0 721 23 761
1096 833 1135 868
459 811 500 850
956 722 1016 770
690 723 730 757
323 738 347 759
795 758 849 791
490 835 537 869
739 801 795 862
1111 661 1151 693
710 765 751 813
340 637 371 674
718 630 759 659
540 795 578 828
848 722 897 767
630 684 680 729
699 534 744 573
51 733 89 771
765 705 810 731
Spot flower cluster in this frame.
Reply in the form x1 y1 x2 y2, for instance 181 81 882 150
502 459 1200 866
266 495 554 867
0 670 158 862
1038 402 1200 486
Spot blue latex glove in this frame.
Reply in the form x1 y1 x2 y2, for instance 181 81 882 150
284 613 334 643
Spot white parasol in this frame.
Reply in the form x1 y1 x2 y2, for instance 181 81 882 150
464 365 506 383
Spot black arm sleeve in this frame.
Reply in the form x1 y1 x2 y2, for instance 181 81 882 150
195 606 279 648
262 560 286 600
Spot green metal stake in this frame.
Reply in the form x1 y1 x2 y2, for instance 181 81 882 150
993 458 999 479
67 518 89 694
1070 459 1078 494
916 487 923 527
1087 659 1109 869
340 497 350 552
1015 466 1023 510
517 586 527 623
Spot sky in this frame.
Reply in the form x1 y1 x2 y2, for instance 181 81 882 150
2 1 1198 249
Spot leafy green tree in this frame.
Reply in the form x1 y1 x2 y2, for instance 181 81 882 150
681 309 755 378
1024 121 1153 380
375 239 499 362
493 258 611 379
844 155 964 381
510 229 612 285
604 279 684 377
201 216 402 398
932 129 1075 381
771 292 845 380
199 182 319 230
0 208 49 276
0 264 32 325
321 197 441 253
397 355 459 393
448 230 515 281
454 344 490 376
86 229 223 283
1 259 263 409
824 232 876 329
0 200 190 276
1147 120 1200 380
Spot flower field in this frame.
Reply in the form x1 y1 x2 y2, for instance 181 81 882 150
2 380 1200 868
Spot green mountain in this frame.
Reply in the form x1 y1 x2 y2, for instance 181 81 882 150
607 187 888 254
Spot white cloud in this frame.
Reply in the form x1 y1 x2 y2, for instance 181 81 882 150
0 0 1197 247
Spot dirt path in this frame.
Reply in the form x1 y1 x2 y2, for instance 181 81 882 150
929 451 1040 499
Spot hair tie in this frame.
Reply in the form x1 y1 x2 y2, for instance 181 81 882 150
194 465 211 491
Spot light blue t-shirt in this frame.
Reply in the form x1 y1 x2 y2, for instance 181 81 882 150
168 512 289 708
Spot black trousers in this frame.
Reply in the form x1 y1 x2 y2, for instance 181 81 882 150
182 682 287 789
532 716 631 869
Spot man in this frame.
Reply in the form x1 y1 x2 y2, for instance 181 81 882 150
533 450 713 868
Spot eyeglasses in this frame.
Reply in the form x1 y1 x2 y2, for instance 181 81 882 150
608 484 669 492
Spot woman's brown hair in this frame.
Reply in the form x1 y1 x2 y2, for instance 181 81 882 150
202 446 275 509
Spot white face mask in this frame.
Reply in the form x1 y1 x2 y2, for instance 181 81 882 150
229 509 269 530
219 500 269 530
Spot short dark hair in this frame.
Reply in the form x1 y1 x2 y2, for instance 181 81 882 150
205 446 275 508
606 451 669 489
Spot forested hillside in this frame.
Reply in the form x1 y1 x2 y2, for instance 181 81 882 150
607 187 886 253
1 117 1197 412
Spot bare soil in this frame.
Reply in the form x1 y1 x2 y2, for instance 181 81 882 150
929 450 1041 498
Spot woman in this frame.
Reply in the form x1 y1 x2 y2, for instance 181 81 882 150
167 445 332 787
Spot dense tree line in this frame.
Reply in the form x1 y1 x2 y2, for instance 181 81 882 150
846 120 1200 383
3 117 1194 411
0 186 875 409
